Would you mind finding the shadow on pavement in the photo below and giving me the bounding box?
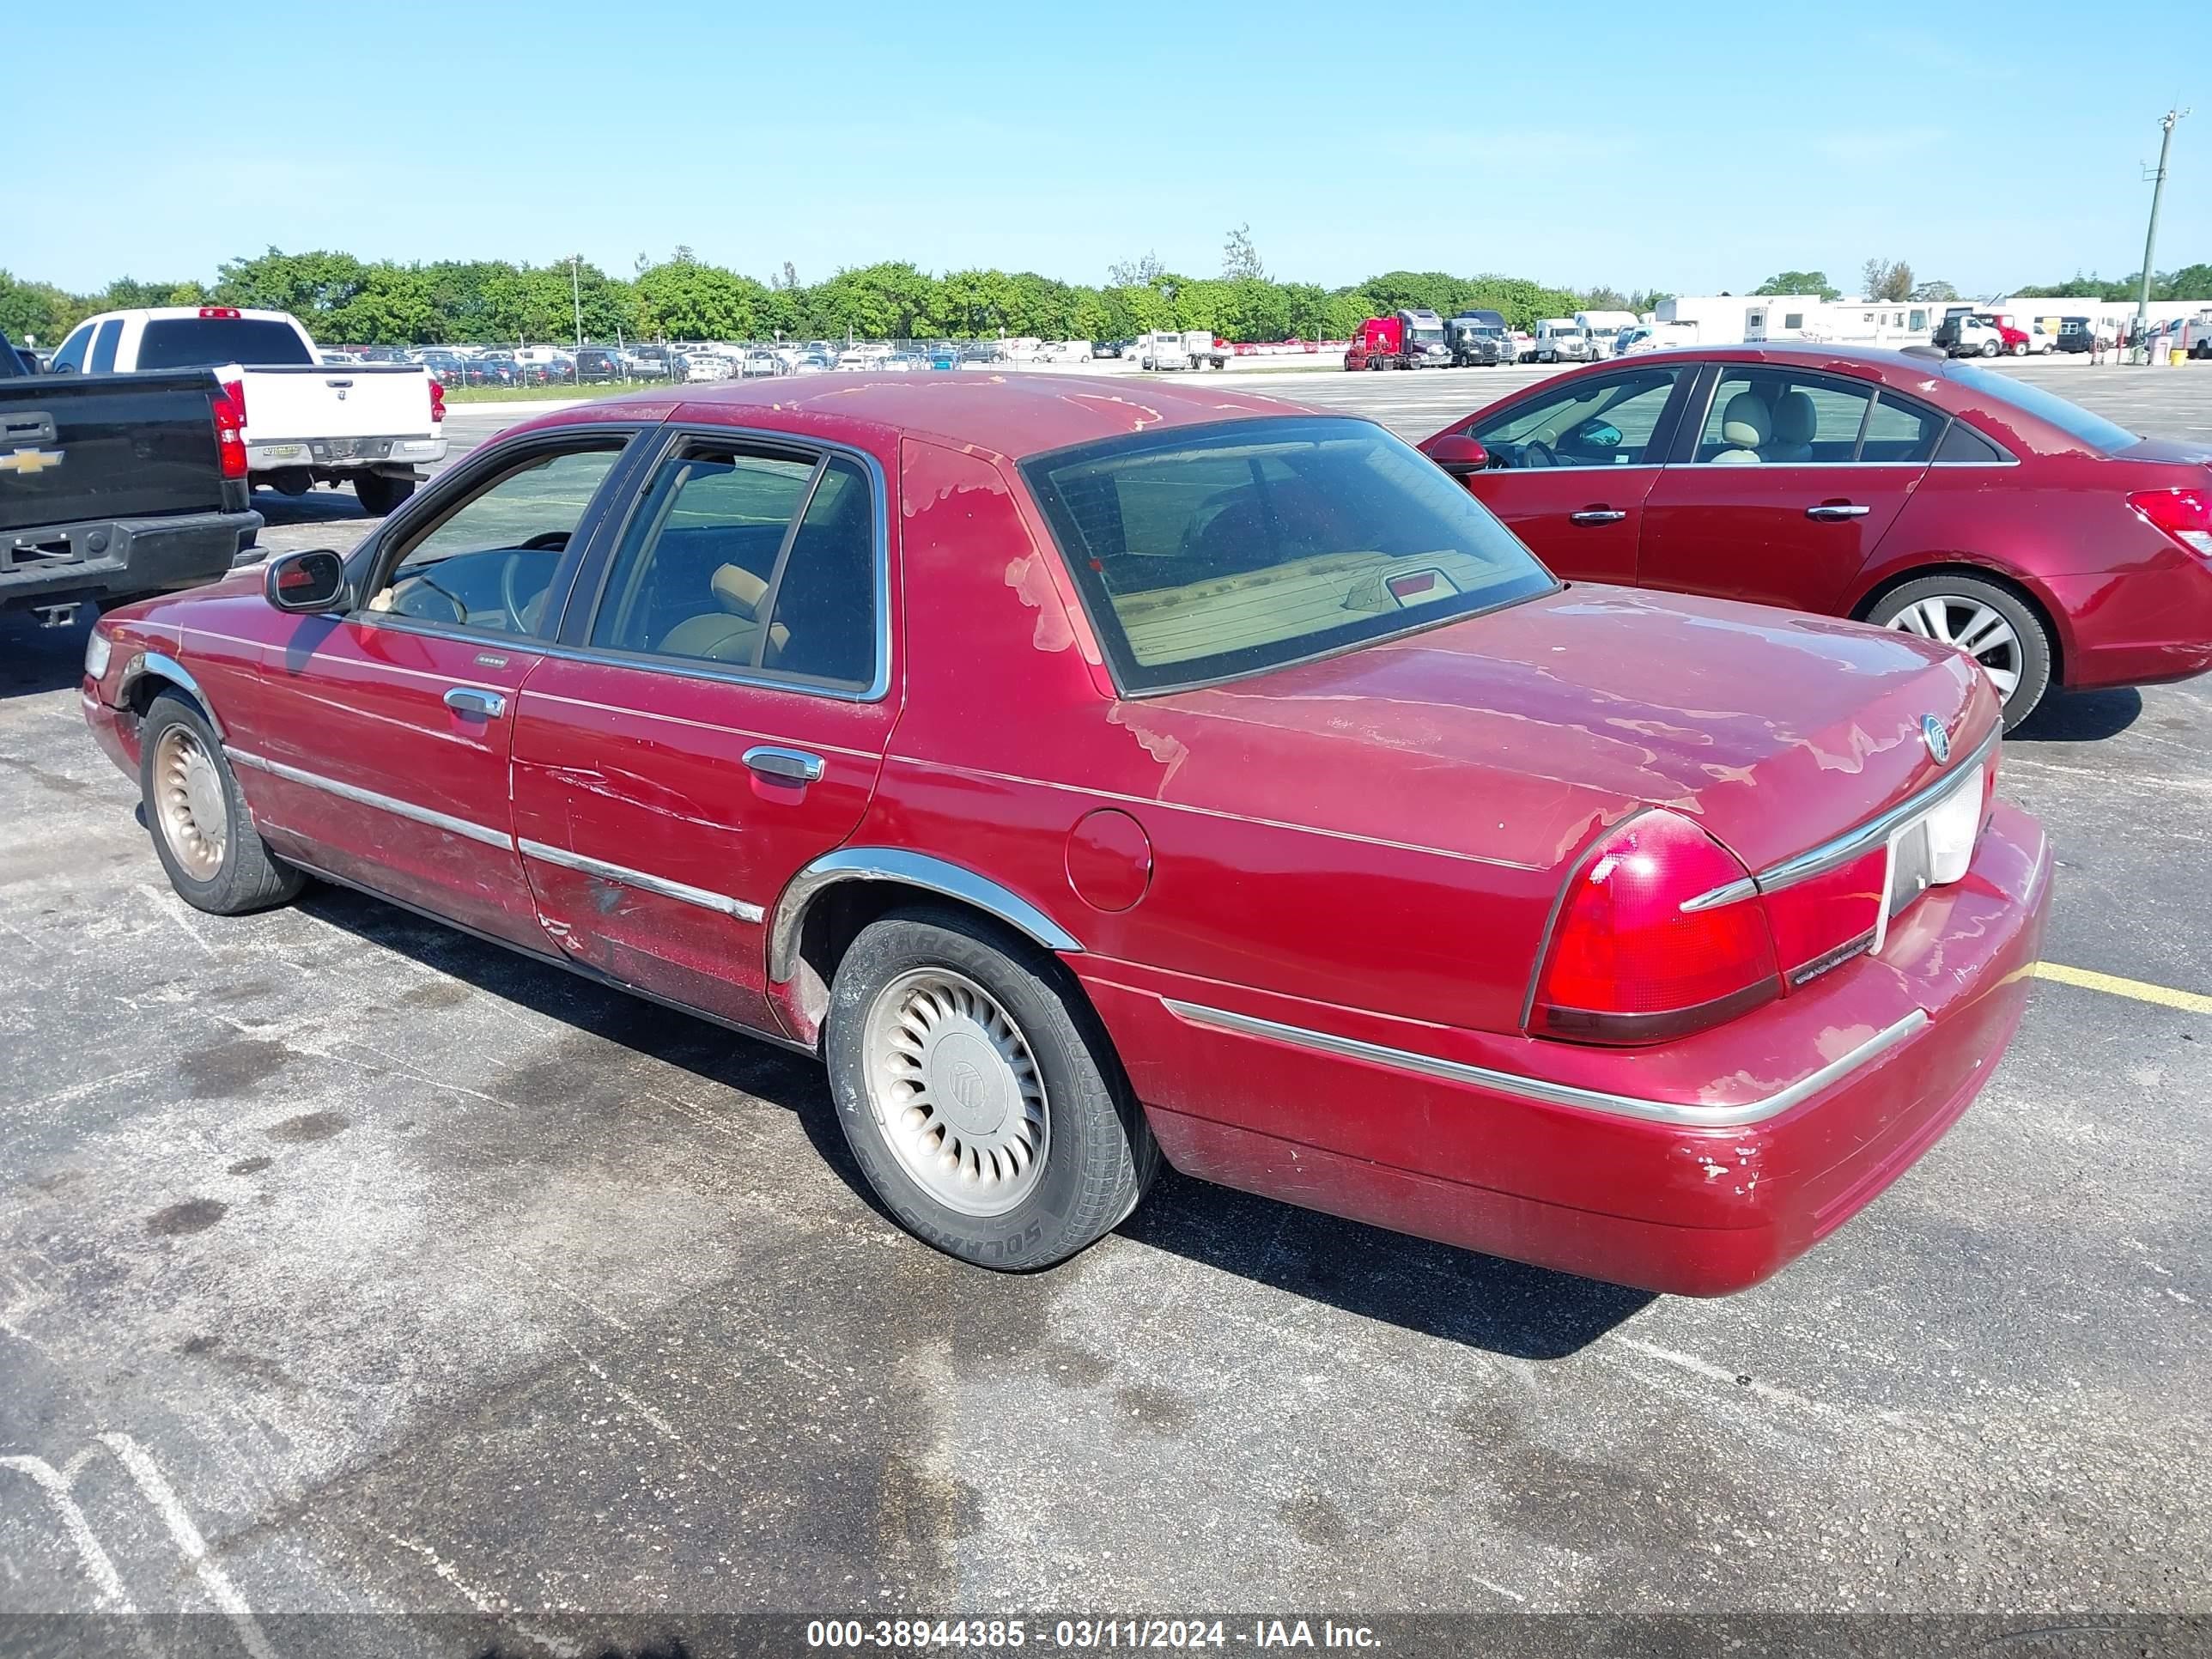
[0,606,95,701]
[251,484,373,535]
[2011,686,2142,743]
[296,882,1653,1361]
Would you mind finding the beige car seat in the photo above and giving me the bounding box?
[1765,390,1817,462]
[655,562,789,662]
[1710,392,1771,464]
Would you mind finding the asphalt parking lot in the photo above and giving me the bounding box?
[2,361,2207,1641]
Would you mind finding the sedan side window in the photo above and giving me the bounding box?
[1471,368,1685,468]
[1859,392,1949,463]
[587,447,879,690]
[368,443,626,634]
[1692,368,1877,465]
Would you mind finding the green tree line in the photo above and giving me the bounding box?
[0,247,1669,349]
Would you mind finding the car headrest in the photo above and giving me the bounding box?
[1772,390,1818,446]
[1719,392,1772,448]
[711,562,770,618]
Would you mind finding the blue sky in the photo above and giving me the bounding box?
[13,1,2204,297]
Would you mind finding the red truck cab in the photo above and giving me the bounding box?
[1343,316,1404,370]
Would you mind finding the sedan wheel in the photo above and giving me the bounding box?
[1889,597,2021,697]
[825,908,1158,1269]
[864,967,1048,1216]
[138,690,306,914]
[1871,574,2053,730]
[153,724,228,881]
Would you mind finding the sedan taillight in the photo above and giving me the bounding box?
[2127,487,2212,557]
[1530,810,1781,1044]
[1534,758,1999,1046]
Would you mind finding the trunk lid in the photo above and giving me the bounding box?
[1139,584,1999,876]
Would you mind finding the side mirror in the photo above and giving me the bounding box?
[264,549,348,613]
[1425,433,1492,476]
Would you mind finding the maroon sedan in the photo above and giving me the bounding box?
[1421,345,2212,727]
[81,377,2050,1295]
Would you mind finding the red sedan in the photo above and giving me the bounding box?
[1420,345,2212,728]
[81,376,2050,1295]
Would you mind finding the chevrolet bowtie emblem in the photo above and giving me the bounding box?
[0,447,64,475]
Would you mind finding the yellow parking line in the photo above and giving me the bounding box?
[2035,961,2212,1015]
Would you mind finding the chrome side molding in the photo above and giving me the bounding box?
[224,748,511,849]
[1160,998,1929,1128]
[770,848,1082,984]
[517,838,764,923]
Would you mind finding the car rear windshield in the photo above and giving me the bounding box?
[1021,417,1558,694]
[1945,363,2136,453]
[137,318,313,369]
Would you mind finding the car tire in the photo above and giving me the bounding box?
[2009,341,2027,356]
[824,906,1159,1272]
[1980,339,2001,357]
[139,690,306,915]
[1869,574,2053,731]
[354,474,416,516]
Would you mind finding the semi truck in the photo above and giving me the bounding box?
[1342,308,1452,370]
[1445,310,1514,367]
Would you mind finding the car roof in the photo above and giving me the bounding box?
[533,373,1323,459]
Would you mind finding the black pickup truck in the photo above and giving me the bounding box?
[2,337,260,625]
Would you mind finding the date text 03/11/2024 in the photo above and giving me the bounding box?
[803,1619,1382,1649]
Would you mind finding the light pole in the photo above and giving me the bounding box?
[569,254,586,350]
[2133,108,2187,361]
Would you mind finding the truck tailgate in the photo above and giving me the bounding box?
[240,363,434,442]
[1,370,232,534]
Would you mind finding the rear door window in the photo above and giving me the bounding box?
[586,444,880,690]
[1857,392,1948,463]
[88,319,125,374]
[1691,368,1876,464]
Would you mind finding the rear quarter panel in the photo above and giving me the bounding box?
[869,437,1562,1039]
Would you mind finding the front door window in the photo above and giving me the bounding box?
[369,444,626,635]
[1471,368,1689,469]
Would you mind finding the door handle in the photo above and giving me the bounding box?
[744,744,824,783]
[1806,503,1872,520]
[442,687,507,719]
[1568,508,1627,525]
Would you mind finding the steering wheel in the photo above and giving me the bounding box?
[494,533,569,630]
[1521,439,1559,469]
[392,571,466,625]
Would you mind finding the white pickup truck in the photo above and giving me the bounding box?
[45,307,447,514]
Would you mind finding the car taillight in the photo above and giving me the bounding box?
[428,375,445,423]
[2127,487,2212,557]
[198,307,242,319]
[1530,810,1781,1044]
[214,380,248,481]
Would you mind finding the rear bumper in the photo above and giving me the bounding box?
[246,434,447,474]
[2,509,261,610]
[2045,559,2212,690]
[1079,799,2051,1297]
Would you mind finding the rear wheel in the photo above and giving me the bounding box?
[139,691,305,915]
[824,908,1158,1271]
[353,473,416,516]
[1869,574,2052,730]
